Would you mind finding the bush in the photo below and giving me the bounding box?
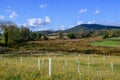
[67,33,76,39]
[0,47,11,54]
[83,49,103,54]
[43,35,48,40]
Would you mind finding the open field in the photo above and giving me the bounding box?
[0,54,120,80]
[1,37,120,56]
[17,37,120,56]
[90,37,120,48]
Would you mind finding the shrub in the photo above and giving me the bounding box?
[83,49,103,54]
[67,33,76,39]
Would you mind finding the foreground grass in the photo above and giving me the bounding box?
[0,54,120,80]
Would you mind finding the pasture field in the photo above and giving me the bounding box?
[90,37,120,48]
[0,54,120,80]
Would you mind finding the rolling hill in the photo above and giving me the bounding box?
[38,24,120,35]
[64,24,120,33]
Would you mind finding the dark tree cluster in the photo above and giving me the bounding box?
[103,30,120,39]
[0,21,42,47]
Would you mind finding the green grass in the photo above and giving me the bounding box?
[90,37,120,48]
[0,54,120,80]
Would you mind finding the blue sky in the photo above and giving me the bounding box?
[0,0,120,31]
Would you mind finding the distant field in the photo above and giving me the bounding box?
[0,54,120,80]
[90,37,120,48]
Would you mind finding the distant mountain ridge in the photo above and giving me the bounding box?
[64,24,120,33]
[37,24,120,35]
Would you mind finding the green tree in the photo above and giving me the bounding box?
[19,26,31,41]
[67,33,76,39]
[36,33,42,40]
[103,30,109,39]
[29,32,36,40]
[58,31,64,39]
[2,27,8,44]
[112,30,120,37]
[43,35,48,40]
[7,24,19,43]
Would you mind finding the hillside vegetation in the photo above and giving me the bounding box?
[17,36,120,56]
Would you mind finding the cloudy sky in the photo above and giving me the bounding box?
[0,0,120,31]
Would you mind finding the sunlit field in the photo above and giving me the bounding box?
[0,54,120,80]
[90,37,120,48]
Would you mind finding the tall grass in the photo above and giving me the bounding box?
[0,54,120,80]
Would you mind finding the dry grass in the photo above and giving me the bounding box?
[19,36,120,56]
[0,54,120,80]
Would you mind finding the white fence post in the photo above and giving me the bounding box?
[78,61,80,74]
[38,58,40,71]
[111,62,113,71]
[49,58,52,77]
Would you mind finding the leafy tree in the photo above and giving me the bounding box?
[43,35,48,40]
[19,26,31,41]
[58,31,64,39]
[112,30,120,37]
[81,30,91,38]
[67,33,76,39]
[2,27,8,44]
[7,24,19,43]
[29,32,37,40]
[36,33,42,40]
[103,30,109,39]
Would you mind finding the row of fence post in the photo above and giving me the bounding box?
[19,57,114,77]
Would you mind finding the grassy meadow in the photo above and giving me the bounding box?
[90,37,120,48]
[0,54,120,80]
[17,36,120,56]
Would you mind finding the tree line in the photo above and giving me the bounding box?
[66,29,120,39]
[0,21,42,47]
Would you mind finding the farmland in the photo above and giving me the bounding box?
[0,54,120,80]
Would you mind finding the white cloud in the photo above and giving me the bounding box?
[45,16,51,23]
[79,9,87,13]
[87,20,96,24]
[9,11,18,19]
[95,10,100,14]
[77,21,83,25]
[61,25,65,30]
[27,16,51,27]
[40,4,47,8]
[0,15,5,19]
